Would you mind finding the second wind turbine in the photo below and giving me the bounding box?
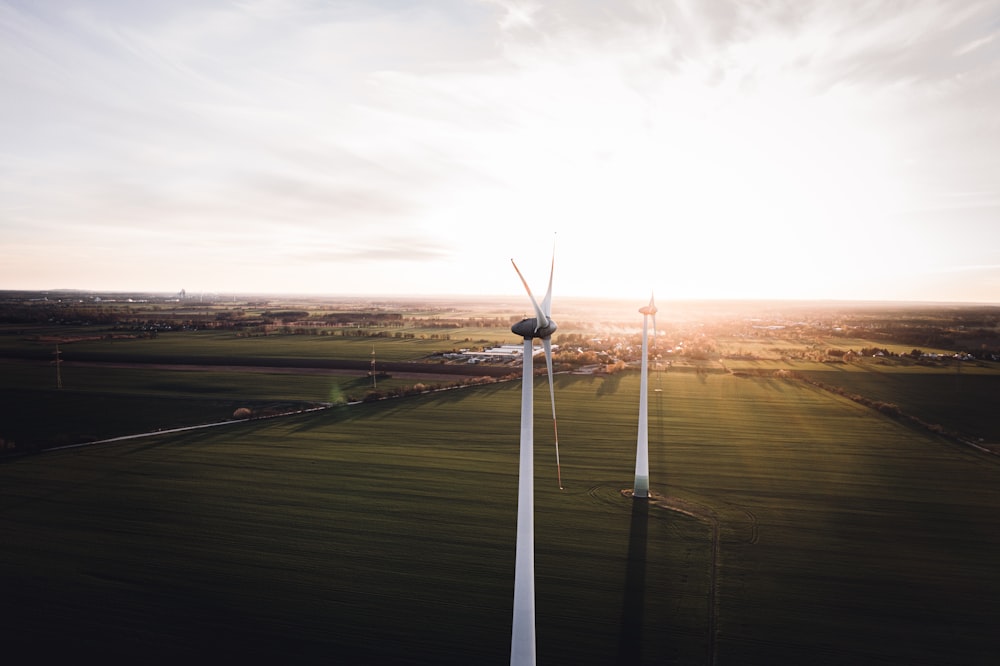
[633,293,657,500]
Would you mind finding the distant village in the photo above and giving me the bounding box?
[2,290,998,368]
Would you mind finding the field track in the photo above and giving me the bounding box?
[44,403,333,451]
[61,359,470,382]
[596,482,744,664]
[0,348,515,377]
[632,488,759,666]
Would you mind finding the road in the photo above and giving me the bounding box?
[44,404,333,452]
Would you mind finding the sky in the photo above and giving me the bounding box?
[2,0,999,304]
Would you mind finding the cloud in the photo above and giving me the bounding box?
[936,264,1000,274]
[1,0,998,300]
[291,236,453,264]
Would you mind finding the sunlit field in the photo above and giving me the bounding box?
[3,370,998,664]
[793,362,1000,444]
[0,327,508,363]
[0,357,422,447]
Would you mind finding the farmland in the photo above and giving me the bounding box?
[2,292,1000,663]
[3,371,999,663]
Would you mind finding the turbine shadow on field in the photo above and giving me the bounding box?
[596,372,625,396]
[617,498,649,663]
[552,372,596,389]
[286,407,352,433]
[732,374,791,393]
[287,372,596,430]
[426,379,513,402]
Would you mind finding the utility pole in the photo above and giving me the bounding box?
[370,344,377,389]
[54,344,63,389]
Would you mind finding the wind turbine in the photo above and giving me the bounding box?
[633,293,657,500]
[509,253,560,666]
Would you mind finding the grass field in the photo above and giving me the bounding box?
[0,357,396,448]
[793,360,1000,444]
[3,370,999,664]
[0,353,499,449]
[0,324,517,363]
[716,350,1000,446]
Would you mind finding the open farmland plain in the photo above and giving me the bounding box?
[0,356,416,448]
[792,362,999,447]
[3,369,1000,664]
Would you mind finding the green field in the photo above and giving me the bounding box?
[717,351,1000,446]
[0,323,518,363]
[794,361,1000,444]
[3,370,999,664]
[0,356,437,448]
[1,329,433,362]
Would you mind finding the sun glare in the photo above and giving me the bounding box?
[2,2,994,303]
[468,64,908,302]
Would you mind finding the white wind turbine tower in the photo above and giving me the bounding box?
[633,293,657,500]
[509,253,561,666]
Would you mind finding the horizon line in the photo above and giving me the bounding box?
[2,288,998,308]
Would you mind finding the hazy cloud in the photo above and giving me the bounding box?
[292,236,453,263]
[1,0,998,300]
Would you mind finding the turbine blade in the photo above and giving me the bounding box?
[541,251,554,318]
[512,259,548,329]
[543,337,563,490]
[650,292,657,351]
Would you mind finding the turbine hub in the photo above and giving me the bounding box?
[511,317,557,339]
[639,305,658,315]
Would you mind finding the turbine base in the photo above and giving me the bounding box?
[632,475,649,499]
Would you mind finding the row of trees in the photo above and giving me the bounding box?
[351,375,509,403]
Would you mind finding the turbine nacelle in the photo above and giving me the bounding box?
[639,293,657,317]
[511,317,558,340]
